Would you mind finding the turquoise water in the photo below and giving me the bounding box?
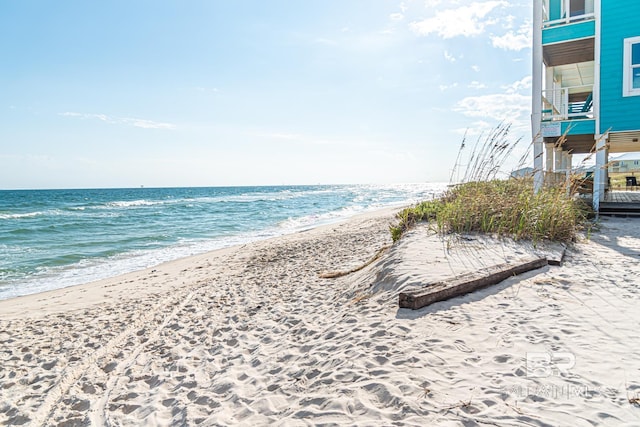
[0,184,445,300]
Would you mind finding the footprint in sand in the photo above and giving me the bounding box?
[493,354,512,364]
[453,340,473,353]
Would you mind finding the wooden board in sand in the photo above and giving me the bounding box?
[398,257,548,310]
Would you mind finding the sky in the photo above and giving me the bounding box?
[0,0,534,189]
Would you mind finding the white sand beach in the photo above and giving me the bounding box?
[1,208,639,426]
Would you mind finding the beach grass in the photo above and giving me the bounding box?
[391,123,593,243]
[390,178,592,243]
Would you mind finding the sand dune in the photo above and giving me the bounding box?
[1,209,639,426]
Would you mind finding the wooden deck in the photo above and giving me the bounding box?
[604,191,640,203]
[599,191,640,216]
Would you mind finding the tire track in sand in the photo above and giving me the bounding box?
[91,286,201,426]
[30,282,203,426]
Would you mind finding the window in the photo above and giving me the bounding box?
[570,0,585,17]
[623,36,640,97]
[634,44,640,89]
[569,0,593,18]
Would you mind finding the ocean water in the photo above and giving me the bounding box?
[0,184,445,300]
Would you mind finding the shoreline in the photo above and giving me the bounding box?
[1,211,639,425]
[0,206,402,319]
[1,183,447,303]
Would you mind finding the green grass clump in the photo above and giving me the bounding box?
[390,178,592,243]
[390,200,444,242]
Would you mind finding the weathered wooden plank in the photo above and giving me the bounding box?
[398,257,548,310]
[545,244,566,266]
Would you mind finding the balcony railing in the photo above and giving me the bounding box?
[542,85,594,121]
[543,0,595,28]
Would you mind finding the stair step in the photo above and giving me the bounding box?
[599,210,640,217]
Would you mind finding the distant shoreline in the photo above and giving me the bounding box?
[0,182,440,192]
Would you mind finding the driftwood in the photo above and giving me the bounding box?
[398,257,548,310]
[319,245,390,279]
[546,245,566,266]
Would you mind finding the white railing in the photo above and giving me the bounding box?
[542,85,593,121]
[544,12,595,27]
[543,0,595,27]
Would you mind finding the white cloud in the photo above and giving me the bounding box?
[501,14,516,29]
[471,65,480,72]
[455,92,530,122]
[126,118,175,130]
[502,75,532,94]
[390,12,404,22]
[468,81,487,89]
[400,2,408,13]
[424,0,443,6]
[60,112,176,130]
[439,82,459,91]
[196,86,220,93]
[454,76,532,135]
[454,76,531,138]
[491,23,532,51]
[444,50,456,62]
[409,1,507,39]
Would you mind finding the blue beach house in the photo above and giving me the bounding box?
[531,0,640,211]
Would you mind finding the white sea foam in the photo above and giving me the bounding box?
[0,211,42,219]
[105,200,160,208]
[0,229,282,300]
[0,209,66,220]
[0,183,448,300]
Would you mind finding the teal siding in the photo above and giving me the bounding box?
[600,2,640,133]
[562,119,595,136]
[543,20,595,45]
[548,0,563,21]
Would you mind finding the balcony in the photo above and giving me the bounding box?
[542,85,594,121]
[543,0,595,28]
[541,0,595,67]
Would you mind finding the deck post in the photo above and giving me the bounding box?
[545,143,554,172]
[563,152,572,193]
[561,151,571,172]
[532,0,544,192]
[593,133,607,212]
[554,146,563,172]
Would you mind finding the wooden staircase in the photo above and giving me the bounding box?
[599,191,640,217]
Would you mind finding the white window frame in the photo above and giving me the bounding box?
[623,36,640,97]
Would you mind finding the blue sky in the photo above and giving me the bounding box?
[1,0,533,189]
